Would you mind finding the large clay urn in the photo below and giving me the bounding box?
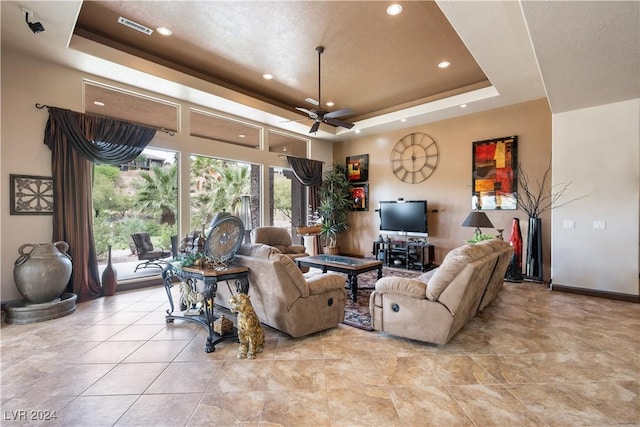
[14,241,72,304]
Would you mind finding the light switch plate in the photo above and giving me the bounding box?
[563,220,575,229]
[593,220,606,230]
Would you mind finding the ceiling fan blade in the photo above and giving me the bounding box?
[295,106,318,119]
[324,117,355,129]
[309,121,321,133]
[325,108,353,119]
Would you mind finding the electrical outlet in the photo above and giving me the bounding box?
[593,220,606,230]
[563,220,575,229]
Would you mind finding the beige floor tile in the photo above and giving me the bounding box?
[189,390,265,426]
[327,387,402,426]
[390,386,474,426]
[446,384,546,426]
[419,354,500,385]
[122,339,189,363]
[82,362,167,395]
[96,311,149,325]
[267,359,325,391]
[207,359,274,393]
[273,335,325,359]
[51,395,138,426]
[325,356,386,389]
[107,324,167,341]
[260,389,331,427]
[146,361,223,394]
[373,356,437,387]
[115,393,200,426]
[78,341,144,364]
[18,363,116,399]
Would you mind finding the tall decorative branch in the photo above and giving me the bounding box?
[516,161,586,218]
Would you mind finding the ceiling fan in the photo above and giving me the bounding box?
[295,46,355,134]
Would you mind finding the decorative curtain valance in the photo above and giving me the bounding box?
[44,107,156,164]
[286,156,323,187]
[42,106,157,302]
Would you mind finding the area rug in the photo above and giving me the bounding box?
[342,267,424,331]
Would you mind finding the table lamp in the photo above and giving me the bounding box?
[461,211,494,238]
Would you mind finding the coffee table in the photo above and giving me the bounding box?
[295,255,383,301]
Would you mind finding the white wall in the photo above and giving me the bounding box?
[551,99,640,296]
[0,49,332,303]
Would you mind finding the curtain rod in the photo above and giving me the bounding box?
[35,103,175,136]
[277,154,325,163]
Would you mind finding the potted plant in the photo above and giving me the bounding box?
[318,163,351,254]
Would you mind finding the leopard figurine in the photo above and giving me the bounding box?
[228,293,265,359]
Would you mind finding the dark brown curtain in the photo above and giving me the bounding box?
[286,156,323,213]
[43,107,156,301]
[286,156,323,251]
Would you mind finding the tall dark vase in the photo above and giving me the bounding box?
[101,245,118,296]
[525,217,544,282]
[505,218,523,282]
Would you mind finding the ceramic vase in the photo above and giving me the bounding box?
[14,241,73,304]
[505,218,523,282]
[101,245,118,296]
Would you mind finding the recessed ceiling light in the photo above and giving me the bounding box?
[93,101,105,107]
[387,4,403,16]
[262,73,274,80]
[355,129,361,134]
[156,27,172,36]
[400,118,407,122]
[326,101,335,107]
[282,147,288,152]
[438,61,451,69]
[460,104,467,108]
[238,134,246,138]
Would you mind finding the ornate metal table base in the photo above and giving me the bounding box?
[162,264,249,353]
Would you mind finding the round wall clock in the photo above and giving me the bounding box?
[390,132,439,183]
[205,214,245,262]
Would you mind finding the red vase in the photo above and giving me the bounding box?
[101,245,118,296]
[505,218,523,282]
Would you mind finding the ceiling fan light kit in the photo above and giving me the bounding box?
[295,46,355,133]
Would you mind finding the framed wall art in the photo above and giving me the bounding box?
[472,135,518,210]
[349,183,369,211]
[346,154,368,183]
[10,174,54,215]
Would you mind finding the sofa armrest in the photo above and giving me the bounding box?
[306,273,345,295]
[286,244,307,254]
[374,277,428,299]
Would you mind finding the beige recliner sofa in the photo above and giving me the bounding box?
[370,239,513,345]
[215,243,346,337]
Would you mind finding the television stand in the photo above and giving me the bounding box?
[372,240,435,271]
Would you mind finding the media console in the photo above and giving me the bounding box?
[372,240,435,272]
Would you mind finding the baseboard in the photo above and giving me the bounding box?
[551,283,640,303]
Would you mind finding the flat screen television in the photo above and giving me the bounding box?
[379,200,428,236]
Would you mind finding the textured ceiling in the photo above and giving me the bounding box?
[74,1,489,123]
[1,1,638,142]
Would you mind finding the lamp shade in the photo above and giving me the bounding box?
[461,211,494,229]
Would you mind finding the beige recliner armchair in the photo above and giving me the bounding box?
[370,239,513,345]
[214,243,346,337]
[250,227,309,262]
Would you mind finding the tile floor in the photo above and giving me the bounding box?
[1,281,638,426]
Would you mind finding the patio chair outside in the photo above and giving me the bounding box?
[131,232,171,272]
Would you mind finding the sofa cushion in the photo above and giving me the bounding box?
[426,239,501,300]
